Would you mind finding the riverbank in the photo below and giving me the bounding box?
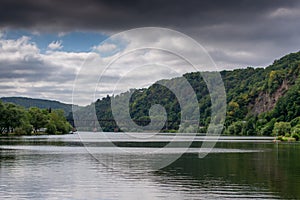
[0,131,75,137]
[275,135,297,142]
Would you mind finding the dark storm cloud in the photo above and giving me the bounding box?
[0,60,74,83]
[1,0,299,67]
[0,0,298,31]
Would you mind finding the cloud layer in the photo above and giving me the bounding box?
[0,29,214,105]
[0,35,87,103]
[0,0,299,104]
[0,0,299,65]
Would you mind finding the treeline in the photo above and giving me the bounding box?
[0,97,77,116]
[74,51,300,136]
[0,101,72,135]
[224,52,300,136]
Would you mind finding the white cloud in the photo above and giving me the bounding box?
[0,36,40,62]
[47,40,63,50]
[0,36,90,104]
[269,7,300,18]
[92,43,117,53]
[74,28,220,106]
[1,27,293,106]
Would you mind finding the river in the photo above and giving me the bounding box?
[0,132,299,199]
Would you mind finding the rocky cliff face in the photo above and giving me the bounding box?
[251,79,289,114]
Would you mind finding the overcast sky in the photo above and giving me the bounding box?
[0,0,300,105]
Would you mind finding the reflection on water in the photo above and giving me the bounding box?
[0,132,299,199]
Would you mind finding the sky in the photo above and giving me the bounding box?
[0,0,300,105]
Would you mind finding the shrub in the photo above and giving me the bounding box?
[292,133,300,141]
[14,127,26,135]
[272,122,291,136]
[21,123,33,135]
[285,133,291,137]
[288,137,296,142]
[45,123,57,135]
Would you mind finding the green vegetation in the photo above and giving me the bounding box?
[74,51,300,135]
[0,97,80,127]
[3,51,300,136]
[0,97,79,117]
[0,101,72,135]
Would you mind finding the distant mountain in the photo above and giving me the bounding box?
[74,51,300,135]
[0,97,79,116]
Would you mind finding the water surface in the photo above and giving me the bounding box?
[0,132,299,199]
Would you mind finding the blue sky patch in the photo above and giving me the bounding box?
[2,29,109,53]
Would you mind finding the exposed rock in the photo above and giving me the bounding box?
[251,80,288,114]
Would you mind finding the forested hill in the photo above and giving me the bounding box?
[0,97,77,116]
[73,51,300,136]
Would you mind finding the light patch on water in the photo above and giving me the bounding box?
[0,145,263,155]
[17,132,274,143]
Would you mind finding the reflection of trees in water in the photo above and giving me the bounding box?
[0,146,17,167]
[254,143,300,199]
[153,143,300,199]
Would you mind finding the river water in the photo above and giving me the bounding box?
[0,132,299,199]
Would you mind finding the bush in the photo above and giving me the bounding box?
[272,122,291,136]
[291,117,300,127]
[45,123,57,135]
[14,127,26,135]
[292,125,300,135]
[292,133,300,141]
[288,137,296,142]
[21,123,33,135]
[260,118,276,136]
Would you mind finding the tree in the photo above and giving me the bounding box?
[4,103,26,133]
[45,121,57,135]
[0,101,6,133]
[260,118,276,136]
[49,110,72,134]
[225,121,245,135]
[20,122,33,135]
[244,116,257,136]
[28,107,48,132]
[272,122,291,136]
[292,124,300,133]
[291,117,300,127]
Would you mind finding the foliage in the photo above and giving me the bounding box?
[260,118,276,136]
[292,124,300,133]
[0,97,80,127]
[0,100,72,135]
[45,122,57,135]
[276,135,296,142]
[48,110,72,134]
[272,122,291,136]
[224,121,246,135]
[0,102,27,134]
[291,133,300,141]
[28,107,48,132]
[0,97,76,116]
[73,51,300,135]
[291,117,300,127]
[276,135,282,141]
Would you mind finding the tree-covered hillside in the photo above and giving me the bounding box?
[0,97,78,117]
[75,51,300,136]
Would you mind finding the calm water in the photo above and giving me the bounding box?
[0,132,300,199]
